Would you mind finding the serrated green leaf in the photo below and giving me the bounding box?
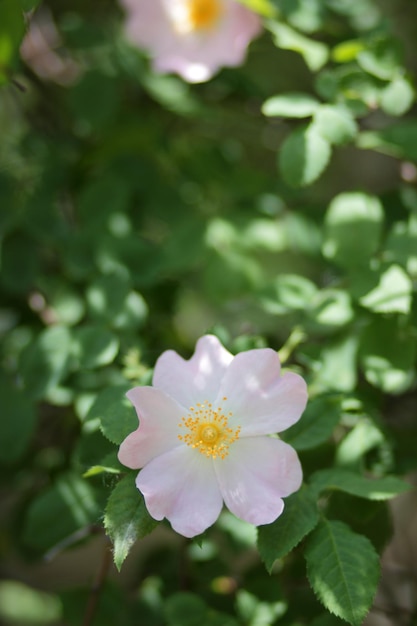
[267,21,329,71]
[86,384,137,445]
[305,520,380,626]
[279,124,331,187]
[309,469,411,500]
[257,486,319,571]
[283,396,341,451]
[323,192,384,268]
[104,474,158,570]
[262,92,319,118]
[313,105,358,145]
[359,264,412,314]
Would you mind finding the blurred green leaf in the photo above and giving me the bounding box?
[380,76,415,116]
[305,520,380,626]
[260,274,318,315]
[357,120,417,161]
[19,325,73,400]
[310,468,411,500]
[262,92,319,118]
[323,192,384,268]
[235,589,286,626]
[72,325,119,369]
[307,289,354,331]
[332,40,365,63]
[336,417,384,468]
[279,124,331,187]
[359,264,412,314]
[257,486,319,571]
[23,473,100,553]
[237,0,277,17]
[267,21,329,71]
[312,105,358,145]
[164,592,239,626]
[0,377,37,463]
[104,474,157,570]
[0,581,61,625]
[359,316,416,394]
[357,36,403,80]
[0,0,24,85]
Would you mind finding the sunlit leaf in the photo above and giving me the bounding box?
[262,92,319,118]
[279,123,331,187]
[305,520,380,626]
[104,474,158,570]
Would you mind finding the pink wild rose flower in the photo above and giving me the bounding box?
[119,0,262,83]
[118,335,308,538]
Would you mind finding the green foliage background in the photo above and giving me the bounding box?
[1,0,417,624]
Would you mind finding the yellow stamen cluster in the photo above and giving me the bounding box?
[188,0,223,30]
[169,0,224,34]
[178,398,240,459]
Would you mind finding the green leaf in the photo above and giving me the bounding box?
[380,76,415,116]
[357,37,403,80]
[19,326,73,400]
[72,325,120,369]
[267,21,329,71]
[236,0,277,17]
[323,192,384,268]
[262,93,320,118]
[307,289,354,330]
[331,40,365,63]
[309,335,359,393]
[279,124,331,187]
[305,520,380,626]
[235,589,286,626]
[359,264,412,314]
[257,486,319,571]
[86,384,137,445]
[335,418,384,468]
[104,474,158,570]
[357,121,417,162]
[283,395,341,451]
[309,469,411,500]
[86,274,148,330]
[0,0,25,85]
[23,473,100,553]
[260,274,318,315]
[359,316,416,394]
[312,105,358,145]
[0,377,37,463]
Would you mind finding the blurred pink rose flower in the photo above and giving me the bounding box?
[119,0,262,83]
[118,335,307,538]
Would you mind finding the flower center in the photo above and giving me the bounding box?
[178,398,240,459]
[165,0,224,34]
